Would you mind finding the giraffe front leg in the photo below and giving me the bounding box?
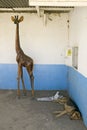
[17,77,21,98]
[21,80,27,96]
[17,64,22,98]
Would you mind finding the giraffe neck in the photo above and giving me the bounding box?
[15,23,21,54]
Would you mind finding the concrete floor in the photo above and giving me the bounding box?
[0,90,86,130]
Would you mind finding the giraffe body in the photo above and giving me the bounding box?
[11,15,34,98]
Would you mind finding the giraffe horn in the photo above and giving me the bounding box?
[11,16,15,22]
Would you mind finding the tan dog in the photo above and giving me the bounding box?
[54,97,81,120]
[54,97,68,104]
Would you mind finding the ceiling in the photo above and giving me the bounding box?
[0,0,29,8]
[0,0,74,13]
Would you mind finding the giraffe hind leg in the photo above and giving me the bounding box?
[30,73,34,97]
[21,68,27,96]
[26,68,34,97]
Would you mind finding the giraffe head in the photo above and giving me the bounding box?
[11,15,24,24]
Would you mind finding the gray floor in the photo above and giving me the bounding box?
[0,90,86,130]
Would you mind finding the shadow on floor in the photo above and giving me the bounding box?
[0,90,86,130]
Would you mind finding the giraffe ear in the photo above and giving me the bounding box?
[19,16,24,23]
[11,16,15,22]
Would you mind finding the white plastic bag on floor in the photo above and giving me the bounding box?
[37,91,63,101]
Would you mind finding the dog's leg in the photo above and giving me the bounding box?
[56,110,67,117]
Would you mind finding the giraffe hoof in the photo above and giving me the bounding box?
[18,96,20,99]
[31,96,36,100]
[23,90,27,96]
[32,90,34,97]
[23,93,27,96]
[17,91,21,99]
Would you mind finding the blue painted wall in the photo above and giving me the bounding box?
[68,67,87,127]
[0,63,87,127]
[0,64,68,90]
[34,64,68,90]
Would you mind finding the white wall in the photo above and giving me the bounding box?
[69,7,87,77]
[0,13,68,64]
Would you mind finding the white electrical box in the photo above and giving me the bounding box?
[72,46,78,69]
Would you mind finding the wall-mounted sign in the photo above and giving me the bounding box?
[67,49,72,56]
[29,0,87,6]
[65,46,72,57]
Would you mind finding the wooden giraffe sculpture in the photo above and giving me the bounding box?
[11,15,34,98]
